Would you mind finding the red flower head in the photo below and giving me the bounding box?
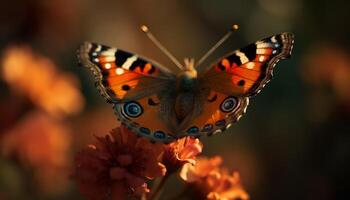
[180,156,249,200]
[73,125,166,200]
[162,136,203,173]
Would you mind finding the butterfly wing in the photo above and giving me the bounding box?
[181,90,250,138]
[78,42,175,103]
[186,33,294,136]
[201,32,294,96]
[78,32,294,142]
[79,42,180,143]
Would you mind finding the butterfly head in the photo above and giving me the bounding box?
[175,58,198,91]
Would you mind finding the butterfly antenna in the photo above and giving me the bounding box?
[140,25,184,70]
[196,24,239,68]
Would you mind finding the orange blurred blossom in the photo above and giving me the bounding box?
[0,111,72,194]
[1,46,84,118]
[302,43,350,102]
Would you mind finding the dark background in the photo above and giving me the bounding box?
[0,0,350,199]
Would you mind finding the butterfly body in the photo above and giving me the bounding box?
[173,59,199,121]
[78,32,294,143]
[176,70,198,92]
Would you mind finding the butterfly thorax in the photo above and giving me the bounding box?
[176,70,198,91]
[176,58,197,91]
[174,58,199,122]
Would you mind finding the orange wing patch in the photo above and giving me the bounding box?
[183,92,249,136]
[78,42,174,103]
[203,32,294,96]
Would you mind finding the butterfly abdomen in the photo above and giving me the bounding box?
[175,92,195,122]
[174,69,199,121]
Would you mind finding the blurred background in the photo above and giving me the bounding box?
[0,0,350,199]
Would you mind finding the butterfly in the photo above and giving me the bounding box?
[78,25,294,143]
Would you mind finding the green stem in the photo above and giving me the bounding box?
[149,174,169,200]
[168,188,188,200]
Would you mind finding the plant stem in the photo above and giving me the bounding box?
[168,187,188,200]
[149,174,169,200]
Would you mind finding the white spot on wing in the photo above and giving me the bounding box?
[257,49,268,54]
[246,62,255,69]
[226,123,232,129]
[236,51,249,64]
[115,68,125,75]
[105,63,111,69]
[259,56,265,62]
[271,36,277,43]
[256,43,273,48]
[95,45,102,52]
[101,49,117,56]
[122,55,138,69]
[104,57,116,62]
[213,129,222,135]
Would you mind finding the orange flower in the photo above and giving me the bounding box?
[73,125,166,200]
[180,156,222,182]
[162,136,203,173]
[206,171,249,200]
[1,46,84,118]
[0,111,72,194]
[180,156,249,200]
